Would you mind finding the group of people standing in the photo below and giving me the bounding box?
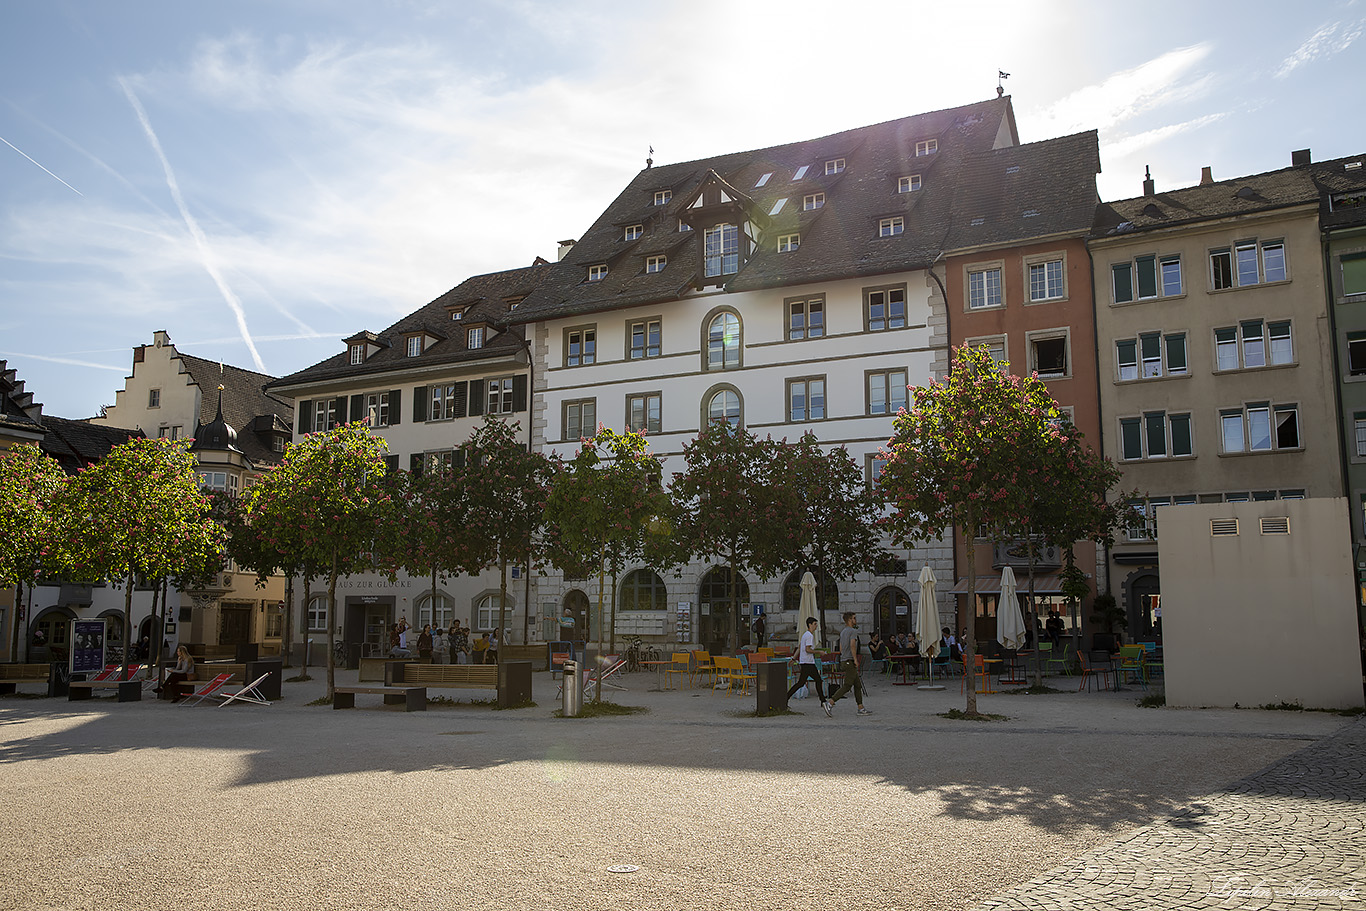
[389,617,500,664]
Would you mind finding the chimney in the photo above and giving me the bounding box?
[1142,165,1155,196]
[153,329,171,347]
[1292,148,1312,167]
[1200,166,1214,186]
[556,239,576,262]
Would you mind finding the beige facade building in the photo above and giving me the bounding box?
[1090,159,1356,638]
[92,331,294,654]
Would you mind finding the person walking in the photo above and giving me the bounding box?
[486,628,501,664]
[828,611,871,715]
[786,616,831,716]
[752,613,766,648]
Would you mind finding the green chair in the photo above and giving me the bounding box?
[1046,642,1074,676]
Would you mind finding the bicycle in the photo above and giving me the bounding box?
[624,637,662,673]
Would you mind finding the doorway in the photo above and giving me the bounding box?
[561,590,589,642]
[874,587,911,639]
[699,567,748,654]
[219,605,252,646]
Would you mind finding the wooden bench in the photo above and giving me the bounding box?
[387,662,497,691]
[0,663,50,694]
[333,685,426,712]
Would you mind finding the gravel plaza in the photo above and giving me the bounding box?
[0,667,1361,911]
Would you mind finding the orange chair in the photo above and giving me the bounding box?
[1077,652,1114,693]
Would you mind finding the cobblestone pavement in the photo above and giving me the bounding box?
[976,716,1366,911]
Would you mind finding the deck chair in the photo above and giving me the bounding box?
[89,664,121,682]
[582,654,628,700]
[178,673,233,706]
[216,673,272,707]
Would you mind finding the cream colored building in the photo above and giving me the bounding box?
[1090,160,1350,640]
[92,331,293,654]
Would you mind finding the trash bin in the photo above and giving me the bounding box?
[755,661,788,714]
[47,662,70,699]
[244,658,283,701]
[234,642,259,663]
[346,642,362,670]
[562,660,581,717]
[497,660,532,708]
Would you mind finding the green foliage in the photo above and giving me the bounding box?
[544,426,666,653]
[0,444,65,589]
[457,416,555,636]
[1138,692,1167,708]
[668,422,803,652]
[1090,593,1127,633]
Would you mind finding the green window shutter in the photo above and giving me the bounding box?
[512,374,528,412]
[332,396,347,428]
[412,386,427,423]
[1342,252,1366,295]
[453,449,467,470]
[1112,263,1133,303]
[409,453,424,476]
[350,394,364,424]
[1166,334,1187,373]
[1136,255,1158,298]
[1120,418,1142,460]
[297,400,313,434]
[468,380,485,416]
[451,383,467,418]
[388,389,401,425]
[1144,412,1166,456]
[1170,414,1192,456]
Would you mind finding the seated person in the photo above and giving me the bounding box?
[154,645,195,701]
[867,631,890,670]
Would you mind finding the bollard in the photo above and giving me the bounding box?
[562,660,582,717]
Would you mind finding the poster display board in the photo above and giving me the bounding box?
[70,619,106,675]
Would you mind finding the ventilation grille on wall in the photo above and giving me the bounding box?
[1211,518,1240,536]
[1260,516,1291,535]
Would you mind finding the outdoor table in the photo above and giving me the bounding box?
[887,653,920,685]
[979,657,1003,694]
[641,659,671,691]
[999,650,1029,686]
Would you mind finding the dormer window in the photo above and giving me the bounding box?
[803,193,825,211]
[468,327,485,349]
[793,165,809,180]
[406,336,423,357]
[898,175,922,193]
[704,224,739,278]
[825,158,845,175]
[654,189,672,206]
[915,139,938,156]
[588,263,609,282]
[879,216,904,237]
[778,234,799,253]
[624,224,643,241]
[450,307,466,321]
[350,344,365,365]
[646,255,667,274]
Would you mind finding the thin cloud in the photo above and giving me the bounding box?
[1103,112,1229,160]
[1031,44,1214,137]
[1275,18,1365,78]
[117,77,267,372]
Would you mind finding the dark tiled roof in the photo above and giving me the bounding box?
[270,261,556,390]
[510,97,1019,323]
[39,416,142,473]
[943,131,1100,252]
[1093,153,1366,237]
[177,354,293,466]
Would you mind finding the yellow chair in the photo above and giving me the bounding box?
[692,650,715,687]
[1118,645,1147,688]
[665,652,692,689]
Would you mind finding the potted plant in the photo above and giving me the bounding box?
[1090,592,1126,653]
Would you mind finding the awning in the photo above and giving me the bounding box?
[950,573,1063,595]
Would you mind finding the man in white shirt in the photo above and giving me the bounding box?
[785,616,831,717]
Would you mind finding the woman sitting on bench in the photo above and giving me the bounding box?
[154,646,195,702]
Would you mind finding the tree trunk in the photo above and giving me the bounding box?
[594,557,606,704]
[1027,531,1041,688]
[608,566,619,656]
[498,556,508,645]
[147,577,160,671]
[121,572,134,680]
[11,581,23,663]
[963,535,978,715]
[726,547,739,655]
[325,555,338,699]
[301,575,312,674]
[281,573,294,668]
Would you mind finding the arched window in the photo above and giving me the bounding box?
[307,595,328,631]
[781,568,840,615]
[475,594,514,632]
[874,586,911,637]
[619,569,668,612]
[417,593,453,630]
[705,310,741,370]
[706,387,742,428]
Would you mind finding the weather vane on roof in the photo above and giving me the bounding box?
[647,145,654,169]
[997,70,1010,97]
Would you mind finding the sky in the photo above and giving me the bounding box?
[3,0,1364,420]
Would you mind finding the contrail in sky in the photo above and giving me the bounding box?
[117,77,266,372]
[0,133,83,195]
[0,352,127,372]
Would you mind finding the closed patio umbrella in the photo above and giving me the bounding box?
[916,565,940,681]
[996,565,1027,650]
[797,571,818,645]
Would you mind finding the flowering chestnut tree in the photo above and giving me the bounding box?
[243,422,390,696]
[50,437,224,680]
[456,416,555,644]
[879,345,1065,715]
[669,422,803,654]
[0,444,66,660]
[544,427,666,656]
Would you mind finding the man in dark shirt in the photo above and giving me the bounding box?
[828,611,871,716]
